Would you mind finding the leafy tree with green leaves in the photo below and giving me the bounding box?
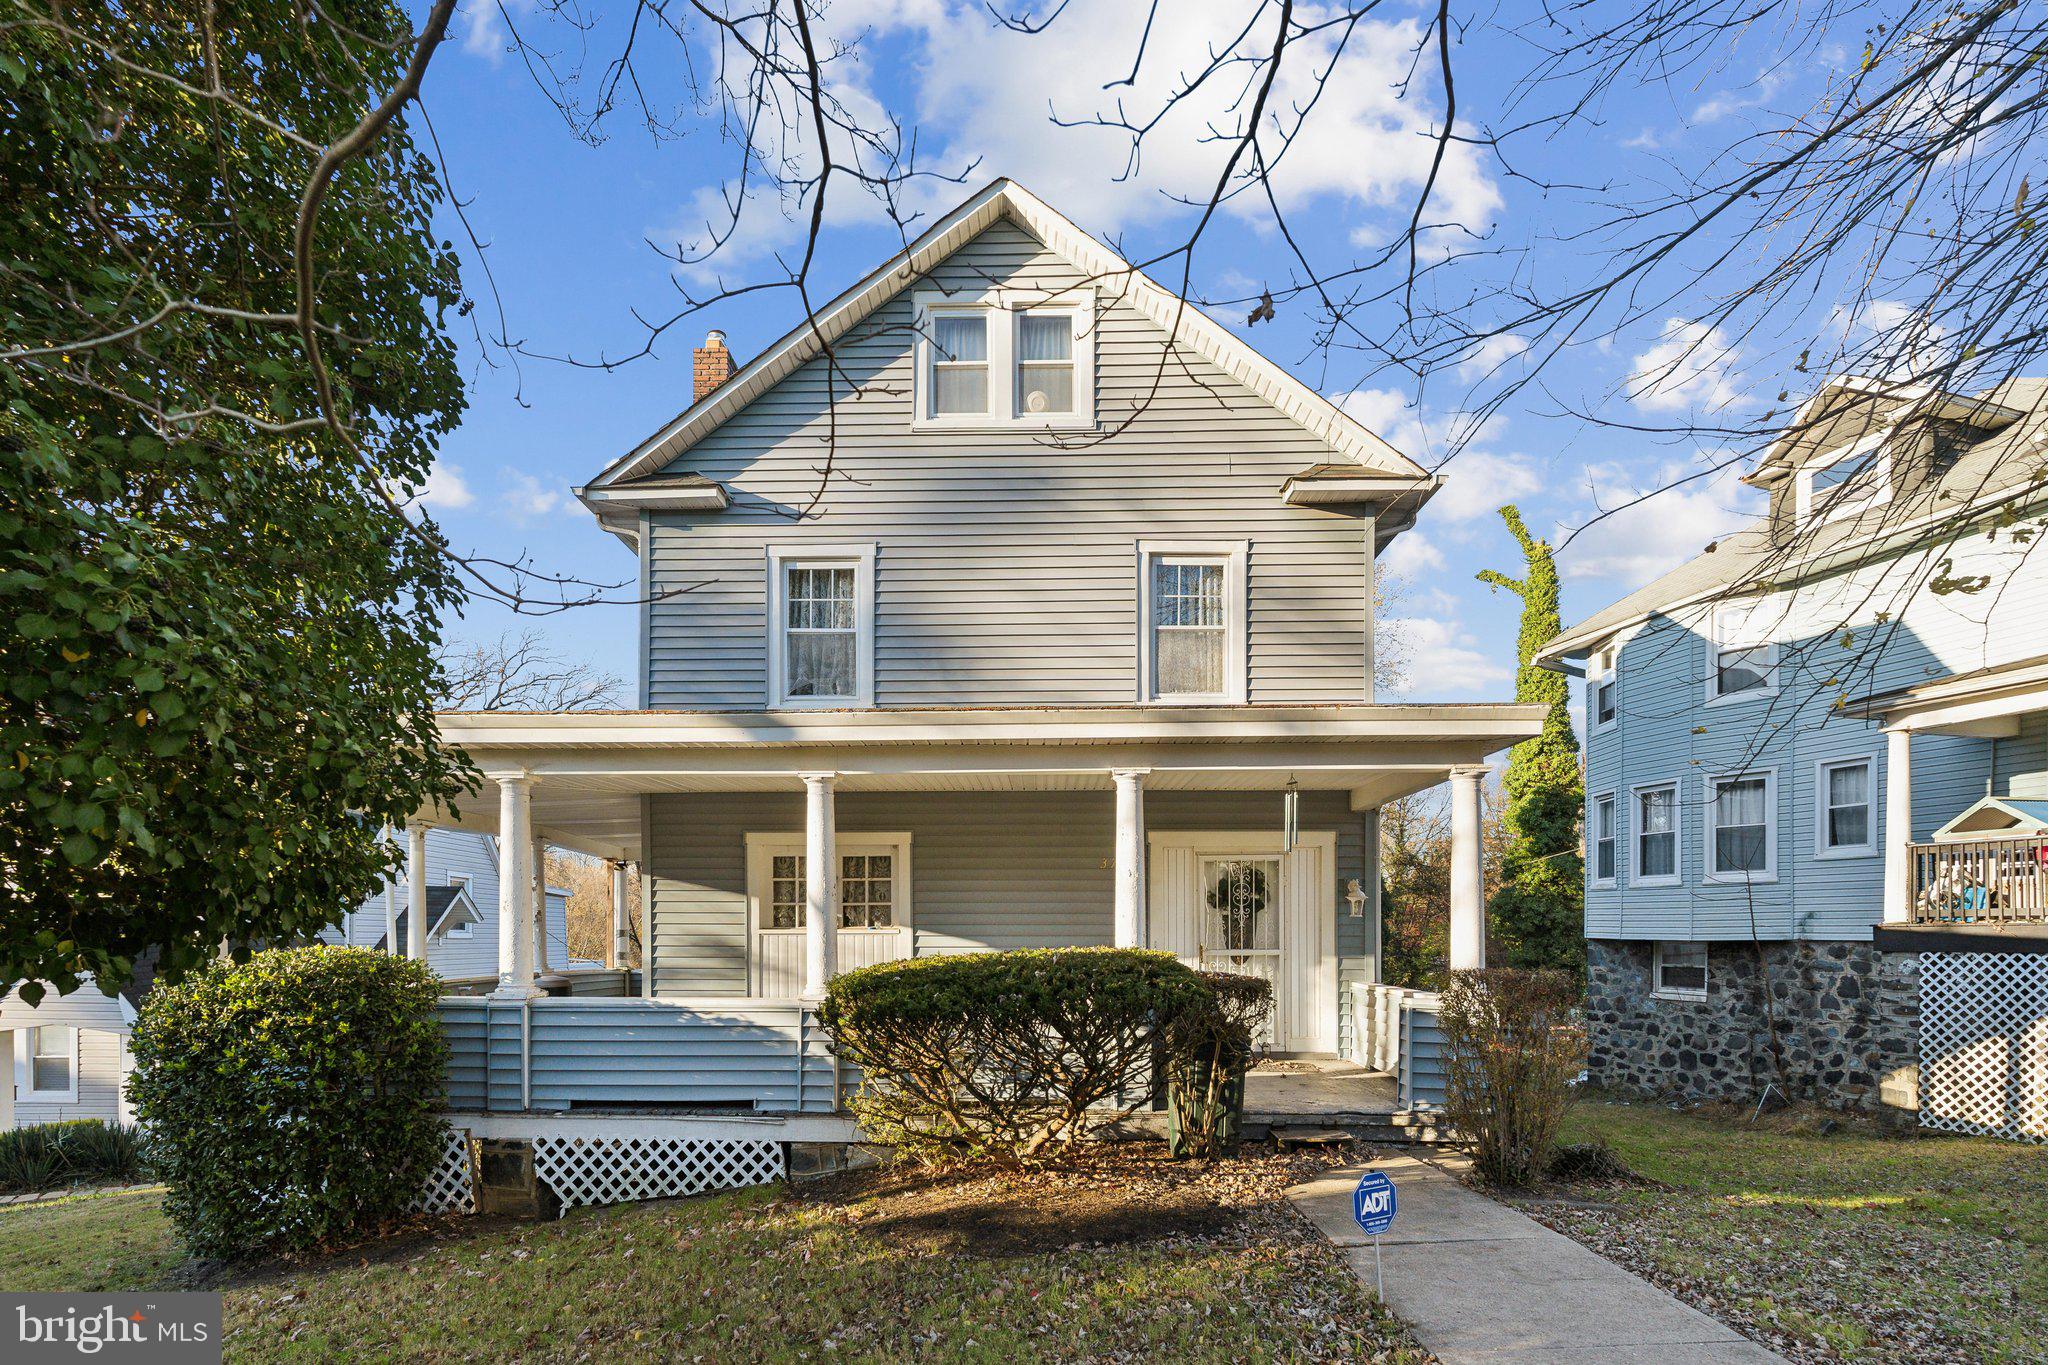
[1476,507,1585,973]
[0,2,474,1001]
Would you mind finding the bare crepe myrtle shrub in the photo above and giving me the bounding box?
[1438,968,1586,1187]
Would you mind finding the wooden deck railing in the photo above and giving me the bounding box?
[1911,836,2048,924]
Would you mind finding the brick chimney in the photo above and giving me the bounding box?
[693,330,735,401]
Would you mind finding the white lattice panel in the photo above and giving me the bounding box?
[1920,952,2048,1144]
[409,1128,477,1214]
[531,1136,784,1212]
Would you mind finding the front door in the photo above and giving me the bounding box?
[1148,832,1337,1053]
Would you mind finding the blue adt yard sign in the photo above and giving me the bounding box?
[1352,1171,1397,1235]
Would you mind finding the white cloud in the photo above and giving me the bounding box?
[1428,450,1544,523]
[1381,530,1445,579]
[1380,615,1511,696]
[416,461,474,511]
[500,471,563,523]
[1625,318,1748,414]
[1557,457,1759,587]
[457,0,534,63]
[1335,387,1539,522]
[1822,298,1956,380]
[1456,333,1530,382]
[1692,69,1787,125]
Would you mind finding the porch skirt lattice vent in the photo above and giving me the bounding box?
[1920,952,2048,1144]
[409,1129,478,1215]
[530,1135,785,1212]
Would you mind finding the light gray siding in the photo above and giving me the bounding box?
[326,828,581,979]
[644,219,1374,709]
[645,789,1371,1046]
[1585,521,2048,941]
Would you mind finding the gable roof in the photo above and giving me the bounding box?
[578,178,1432,503]
[372,884,482,952]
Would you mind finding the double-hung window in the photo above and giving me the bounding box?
[1589,647,1618,731]
[1633,782,1680,886]
[767,545,875,708]
[913,291,1095,428]
[1816,757,1876,857]
[1653,942,1709,1001]
[1591,793,1617,886]
[19,1025,77,1101]
[1708,601,1777,701]
[1706,771,1776,881]
[1138,542,1247,703]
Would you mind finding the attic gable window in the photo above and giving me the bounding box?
[1796,432,1892,525]
[913,290,1095,430]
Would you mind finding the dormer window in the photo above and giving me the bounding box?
[1796,433,1891,525]
[913,291,1095,429]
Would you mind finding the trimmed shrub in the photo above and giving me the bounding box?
[1163,971,1273,1159]
[0,1119,148,1190]
[818,947,1214,1164]
[129,946,448,1258]
[1438,968,1585,1187]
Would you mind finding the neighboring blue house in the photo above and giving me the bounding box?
[1540,375,2048,1141]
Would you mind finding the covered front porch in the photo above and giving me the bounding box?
[419,704,1538,1130]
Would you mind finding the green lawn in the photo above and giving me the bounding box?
[0,1155,1422,1363]
[1539,1101,2048,1363]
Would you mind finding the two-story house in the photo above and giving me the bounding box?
[409,180,1542,1204]
[1541,374,2048,1142]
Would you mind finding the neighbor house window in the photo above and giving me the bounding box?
[1706,772,1776,881]
[928,312,988,416]
[1015,312,1075,415]
[1797,433,1892,525]
[447,873,475,937]
[1592,793,1617,886]
[1139,542,1247,702]
[1708,602,1776,700]
[1652,942,1709,1001]
[767,545,875,707]
[1590,647,1618,730]
[21,1025,77,1100]
[1633,782,1680,885]
[1817,757,1876,857]
[914,291,1095,427]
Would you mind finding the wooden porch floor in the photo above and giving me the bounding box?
[1244,1059,1401,1120]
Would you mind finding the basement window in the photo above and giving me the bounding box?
[1652,942,1709,1001]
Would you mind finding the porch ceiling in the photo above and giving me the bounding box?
[415,703,1542,863]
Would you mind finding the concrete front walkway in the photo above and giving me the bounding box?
[1288,1156,1784,1364]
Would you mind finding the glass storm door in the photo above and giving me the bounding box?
[1198,856,1282,1045]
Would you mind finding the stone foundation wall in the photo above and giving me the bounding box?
[1584,939,1920,1117]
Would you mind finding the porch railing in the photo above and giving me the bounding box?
[437,997,839,1115]
[1351,982,1447,1109]
[1911,836,2048,925]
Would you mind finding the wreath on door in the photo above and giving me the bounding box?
[1206,863,1271,951]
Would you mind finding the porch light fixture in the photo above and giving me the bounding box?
[1282,778,1300,853]
[1346,879,1369,918]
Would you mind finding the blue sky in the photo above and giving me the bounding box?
[404,0,1862,701]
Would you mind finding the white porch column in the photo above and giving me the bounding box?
[1449,766,1487,971]
[610,861,632,968]
[532,833,551,973]
[406,824,430,961]
[802,773,839,999]
[491,775,542,1000]
[1884,728,1915,925]
[381,823,399,955]
[1112,769,1149,948]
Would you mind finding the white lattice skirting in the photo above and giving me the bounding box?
[531,1136,786,1212]
[1920,952,2048,1144]
[409,1129,478,1215]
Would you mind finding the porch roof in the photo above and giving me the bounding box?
[419,703,1543,861]
[1852,650,2048,736]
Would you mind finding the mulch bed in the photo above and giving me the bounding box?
[797,1140,1373,1257]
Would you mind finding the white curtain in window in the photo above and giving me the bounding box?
[1637,788,1676,877]
[1827,763,1871,846]
[1016,314,1074,413]
[931,314,988,414]
[1153,560,1225,695]
[1714,778,1768,871]
[785,566,856,697]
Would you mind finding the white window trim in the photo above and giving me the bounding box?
[1630,780,1682,888]
[1814,755,1879,860]
[743,833,914,995]
[16,1025,80,1104]
[1590,791,1618,889]
[910,288,1097,431]
[446,873,475,937]
[1588,647,1618,734]
[1651,941,1710,1002]
[1136,540,1249,704]
[1704,603,1778,705]
[1796,430,1893,526]
[766,543,877,709]
[1703,769,1778,884]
